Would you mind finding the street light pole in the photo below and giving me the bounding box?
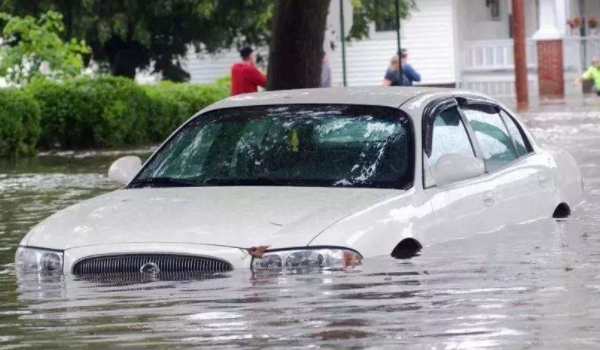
[395,0,403,83]
[339,0,348,87]
[512,0,529,110]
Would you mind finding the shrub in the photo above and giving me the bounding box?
[0,76,228,156]
[141,82,228,141]
[0,88,41,158]
[27,76,151,149]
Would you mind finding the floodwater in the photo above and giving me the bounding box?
[1,103,600,349]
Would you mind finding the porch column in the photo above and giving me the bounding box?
[533,0,567,100]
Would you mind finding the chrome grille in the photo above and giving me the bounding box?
[72,254,233,275]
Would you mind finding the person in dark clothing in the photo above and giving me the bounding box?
[230,47,267,96]
[399,48,421,86]
[383,55,404,86]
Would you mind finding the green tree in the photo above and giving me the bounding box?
[0,0,273,81]
[267,0,331,90]
[350,0,415,40]
[0,0,412,86]
[0,11,89,85]
[268,0,414,91]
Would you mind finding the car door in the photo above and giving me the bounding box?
[459,102,556,224]
[421,99,498,243]
[499,109,556,218]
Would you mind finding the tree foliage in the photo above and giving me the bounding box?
[350,0,415,39]
[0,11,89,85]
[0,0,273,81]
[0,0,412,82]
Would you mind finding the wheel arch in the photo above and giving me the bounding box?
[391,238,423,259]
[552,202,571,219]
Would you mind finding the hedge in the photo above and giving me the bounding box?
[141,82,229,142]
[0,76,229,157]
[0,88,41,158]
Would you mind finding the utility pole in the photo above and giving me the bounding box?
[512,0,529,110]
[580,0,587,70]
[339,0,348,87]
[395,0,403,83]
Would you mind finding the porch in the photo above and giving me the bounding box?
[456,0,600,98]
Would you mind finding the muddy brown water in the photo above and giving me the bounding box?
[1,104,600,349]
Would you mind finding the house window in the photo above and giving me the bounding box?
[374,0,398,32]
[375,16,397,32]
[375,16,396,32]
[486,0,501,20]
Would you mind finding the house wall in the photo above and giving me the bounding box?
[459,0,510,41]
[329,0,457,86]
[584,0,600,16]
[138,0,457,86]
[456,0,538,42]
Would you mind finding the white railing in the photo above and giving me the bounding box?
[578,37,600,68]
[563,37,583,71]
[562,36,600,71]
[462,40,537,71]
[460,37,600,98]
[462,37,600,72]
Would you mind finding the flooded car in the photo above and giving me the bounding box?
[14,87,584,278]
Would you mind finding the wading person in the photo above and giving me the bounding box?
[383,55,404,86]
[575,57,600,95]
[230,47,267,96]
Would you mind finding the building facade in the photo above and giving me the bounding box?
[139,0,600,99]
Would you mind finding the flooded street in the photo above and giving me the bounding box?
[1,104,600,349]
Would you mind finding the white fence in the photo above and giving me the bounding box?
[460,37,600,97]
[575,37,600,69]
[462,40,537,71]
[463,37,600,72]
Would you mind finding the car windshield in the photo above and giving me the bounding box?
[132,105,414,189]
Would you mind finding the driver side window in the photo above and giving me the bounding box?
[429,107,475,166]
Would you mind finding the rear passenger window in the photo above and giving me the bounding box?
[429,107,475,165]
[462,107,518,172]
[500,111,530,157]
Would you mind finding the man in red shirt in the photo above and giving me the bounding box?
[230,47,267,96]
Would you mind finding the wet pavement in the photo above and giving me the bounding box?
[1,102,600,349]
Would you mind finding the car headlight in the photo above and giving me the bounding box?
[251,247,362,271]
[15,247,64,274]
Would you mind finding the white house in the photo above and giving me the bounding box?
[141,0,600,99]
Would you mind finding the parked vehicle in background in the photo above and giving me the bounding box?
[15,87,584,279]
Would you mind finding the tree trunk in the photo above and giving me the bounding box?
[267,0,331,91]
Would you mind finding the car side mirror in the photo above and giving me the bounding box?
[431,153,485,186]
[108,156,142,185]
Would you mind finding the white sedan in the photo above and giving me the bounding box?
[15,87,584,277]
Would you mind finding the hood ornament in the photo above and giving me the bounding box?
[140,262,160,275]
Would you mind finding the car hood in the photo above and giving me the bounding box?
[25,186,400,251]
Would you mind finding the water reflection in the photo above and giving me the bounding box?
[1,105,600,348]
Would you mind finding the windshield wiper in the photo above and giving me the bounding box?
[199,178,290,186]
[128,177,200,188]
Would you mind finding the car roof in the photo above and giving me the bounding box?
[203,86,454,112]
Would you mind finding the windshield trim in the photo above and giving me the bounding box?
[130,104,415,191]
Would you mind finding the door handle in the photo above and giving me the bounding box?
[483,191,495,207]
[538,173,549,188]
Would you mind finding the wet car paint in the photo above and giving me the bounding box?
[0,102,599,348]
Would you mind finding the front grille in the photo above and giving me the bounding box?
[72,254,233,275]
